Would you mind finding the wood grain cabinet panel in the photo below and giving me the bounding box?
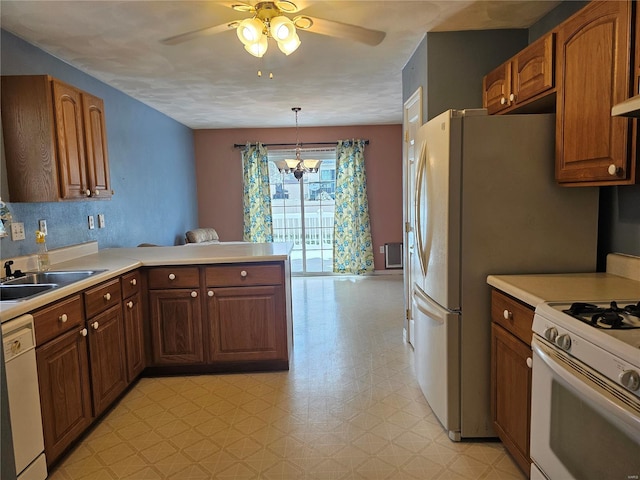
[123,292,145,382]
[0,74,113,201]
[36,326,92,467]
[483,62,512,114]
[555,0,635,185]
[33,294,84,346]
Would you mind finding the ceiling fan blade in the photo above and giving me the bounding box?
[304,17,385,46]
[161,22,233,45]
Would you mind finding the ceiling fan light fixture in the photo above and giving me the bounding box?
[277,33,300,55]
[237,17,264,45]
[244,35,268,57]
[270,16,296,42]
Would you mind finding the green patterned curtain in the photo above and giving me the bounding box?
[242,142,273,242]
[333,139,374,274]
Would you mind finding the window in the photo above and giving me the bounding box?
[269,148,336,274]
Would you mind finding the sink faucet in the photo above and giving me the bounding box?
[4,260,14,278]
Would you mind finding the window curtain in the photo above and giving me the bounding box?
[333,139,374,274]
[242,142,273,242]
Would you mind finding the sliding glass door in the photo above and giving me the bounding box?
[269,149,336,274]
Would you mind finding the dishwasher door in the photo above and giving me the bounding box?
[2,315,47,480]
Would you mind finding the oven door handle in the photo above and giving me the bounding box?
[532,338,640,442]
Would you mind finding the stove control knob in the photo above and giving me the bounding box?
[555,333,571,351]
[619,370,640,392]
[543,327,558,342]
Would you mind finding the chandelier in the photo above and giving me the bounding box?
[234,1,312,57]
[275,107,321,181]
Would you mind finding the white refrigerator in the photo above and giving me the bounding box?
[411,109,599,440]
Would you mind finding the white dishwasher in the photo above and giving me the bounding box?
[2,314,48,480]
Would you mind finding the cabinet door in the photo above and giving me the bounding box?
[149,289,204,364]
[491,323,532,475]
[483,62,511,114]
[36,327,92,466]
[123,293,145,382]
[82,92,112,199]
[207,286,286,363]
[556,0,634,184]
[513,33,554,104]
[52,79,88,199]
[87,305,128,416]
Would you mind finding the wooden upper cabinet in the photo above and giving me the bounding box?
[0,75,112,201]
[555,0,635,185]
[483,33,555,114]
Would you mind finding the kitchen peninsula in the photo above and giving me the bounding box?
[0,241,293,467]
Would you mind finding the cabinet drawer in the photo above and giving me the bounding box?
[121,270,140,299]
[205,263,282,287]
[84,278,121,318]
[148,267,200,289]
[33,295,84,346]
[491,289,534,346]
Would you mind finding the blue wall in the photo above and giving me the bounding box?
[0,30,199,258]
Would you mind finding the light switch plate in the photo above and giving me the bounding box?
[97,214,105,228]
[11,222,25,241]
[38,219,48,235]
[88,216,95,230]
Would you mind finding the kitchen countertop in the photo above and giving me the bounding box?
[487,272,640,308]
[1,242,293,322]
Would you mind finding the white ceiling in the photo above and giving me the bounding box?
[0,1,560,129]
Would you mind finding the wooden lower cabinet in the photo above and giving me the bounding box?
[87,304,128,416]
[207,285,286,363]
[149,289,204,364]
[36,326,92,467]
[123,292,145,381]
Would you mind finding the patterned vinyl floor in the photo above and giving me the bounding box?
[48,275,525,480]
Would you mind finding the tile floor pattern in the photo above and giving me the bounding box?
[49,275,526,480]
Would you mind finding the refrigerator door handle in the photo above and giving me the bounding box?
[415,139,432,278]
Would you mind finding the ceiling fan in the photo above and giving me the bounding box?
[161,1,386,56]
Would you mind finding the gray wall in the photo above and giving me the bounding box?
[402,29,528,120]
[0,30,199,258]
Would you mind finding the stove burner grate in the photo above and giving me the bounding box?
[562,301,640,330]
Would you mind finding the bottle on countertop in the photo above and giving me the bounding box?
[36,230,50,272]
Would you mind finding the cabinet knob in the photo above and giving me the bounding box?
[500,97,507,105]
[81,328,88,337]
[191,291,198,298]
[240,270,248,278]
[94,189,100,196]
[127,301,134,309]
[92,321,99,330]
[509,93,515,102]
[85,189,91,197]
[130,278,137,286]
[208,290,214,297]
[503,309,512,320]
[104,292,111,301]
[526,357,532,369]
[59,313,68,323]
[608,164,622,176]
[168,273,176,280]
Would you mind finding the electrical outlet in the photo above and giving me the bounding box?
[38,219,48,235]
[88,215,95,230]
[11,222,25,241]
[97,214,105,228]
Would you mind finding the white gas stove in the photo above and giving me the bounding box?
[530,299,640,480]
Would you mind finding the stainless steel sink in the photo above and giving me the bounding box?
[0,284,58,301]
[3,270,106,286]
[0,269,106,301]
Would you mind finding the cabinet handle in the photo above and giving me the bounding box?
[500,97,507,105]
[503,309,512,320]
[168,273,176,280]
[127,301,134,309]
[608,164,622,176]
[526,357,532,369]
[509,93,515,102]
[92,321,99,330]
[130,278,137,286]
[208,290,214,297]
[104,292,111,301]
[240,270,248,278]
[81,328,88,337]
[191,291,198,298]
[59,313,68,323]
